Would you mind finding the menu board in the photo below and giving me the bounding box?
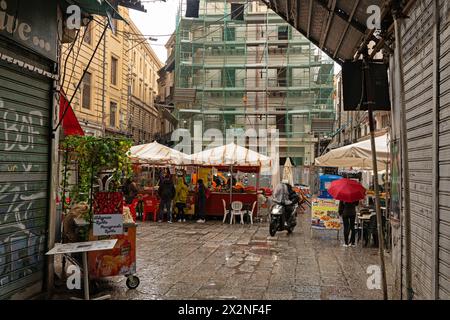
[311,198,341,230]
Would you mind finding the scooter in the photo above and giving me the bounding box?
[269,200,298,236]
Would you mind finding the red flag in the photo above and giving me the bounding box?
[59,91,84,136]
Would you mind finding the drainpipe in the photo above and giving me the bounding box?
[102,18,107,137]
[392,2,413,300]
[431,0,440,299]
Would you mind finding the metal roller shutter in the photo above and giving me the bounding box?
[439,0,450,300]
[401,0,435,299]
[0,59,51,299]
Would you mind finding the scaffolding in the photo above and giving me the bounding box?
[174,0,335,166]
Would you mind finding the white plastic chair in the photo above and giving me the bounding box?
[222,199,230,223]
[247,201,256,225]
[230,201,244,225]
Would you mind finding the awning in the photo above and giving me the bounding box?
[65,0,142,21]
[259,0,402,64]
[130,141,191,165]
[188,143,272,168]
[315,134,389,169]
[59,92,84,136]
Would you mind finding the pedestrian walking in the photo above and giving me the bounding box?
[196,179,207,223]
[158,172,176,223]
[175,177,189,222]
[339,200,359,247]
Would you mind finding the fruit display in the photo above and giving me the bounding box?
[94,192,123,215]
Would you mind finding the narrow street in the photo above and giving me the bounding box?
[55,212,393,300]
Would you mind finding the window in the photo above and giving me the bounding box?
[111,56,118,86]
[81,72,91,109]
[222,68,236,87]
[277,67,287,87]
[278,26,289,40]
[120,111,125,130]
[223,27,236,41]
[83,24,92,45]
[110,102,117,127]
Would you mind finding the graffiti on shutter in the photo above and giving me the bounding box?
[0,60,50,299]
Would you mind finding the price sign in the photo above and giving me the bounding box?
[93,214,123,236]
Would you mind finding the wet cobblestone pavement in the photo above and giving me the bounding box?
[53,212,394,300]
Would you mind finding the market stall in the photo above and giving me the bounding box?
[188,143,272,218]
[129,141,191,221]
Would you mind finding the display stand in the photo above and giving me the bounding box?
[46,239,117,300]
[310,198,341,241]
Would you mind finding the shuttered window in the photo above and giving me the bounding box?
[111,56,118,86]
[82,72,91,109]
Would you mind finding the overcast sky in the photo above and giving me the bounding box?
[129,1,340,73]
[129,0,180,64]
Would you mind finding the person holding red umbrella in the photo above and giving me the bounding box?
[328,178,366,247]
[338,200,359,247]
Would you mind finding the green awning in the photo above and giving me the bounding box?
[66,0,126,21]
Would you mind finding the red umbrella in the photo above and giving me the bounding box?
[328,178,366,202]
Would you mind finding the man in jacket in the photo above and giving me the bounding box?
[158,173,176,223]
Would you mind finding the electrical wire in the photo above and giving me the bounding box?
[60,28,81,95]
[62,19,93,93]
[54,24,110,132]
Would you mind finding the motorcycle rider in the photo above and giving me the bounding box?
[272,179,299,227]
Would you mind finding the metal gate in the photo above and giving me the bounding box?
[0,59,52,299]
[401,0,435,299]
[438,0,450,300]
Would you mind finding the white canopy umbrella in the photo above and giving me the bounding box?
[315,134,389,169]
[188,142,272,168]
[282,158,294,185]
[130,141,191,165]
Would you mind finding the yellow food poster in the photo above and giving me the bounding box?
[198,167,211,185]
[311,198,341,230]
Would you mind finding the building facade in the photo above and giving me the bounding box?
[60,7,163,143]
[156,33,177,145]
[173,0,335,171]
[128,20,163,144]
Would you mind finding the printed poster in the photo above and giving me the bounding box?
[311,198,341,230]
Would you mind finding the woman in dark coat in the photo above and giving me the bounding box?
[339,200,359,247]
[196,179,207,223]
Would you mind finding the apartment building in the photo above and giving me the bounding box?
[61,7,163,143]
[128,20,164,144]
[173,0,335,169]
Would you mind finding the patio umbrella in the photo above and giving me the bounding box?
[328,178,366,202]
[282,158,294,185]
